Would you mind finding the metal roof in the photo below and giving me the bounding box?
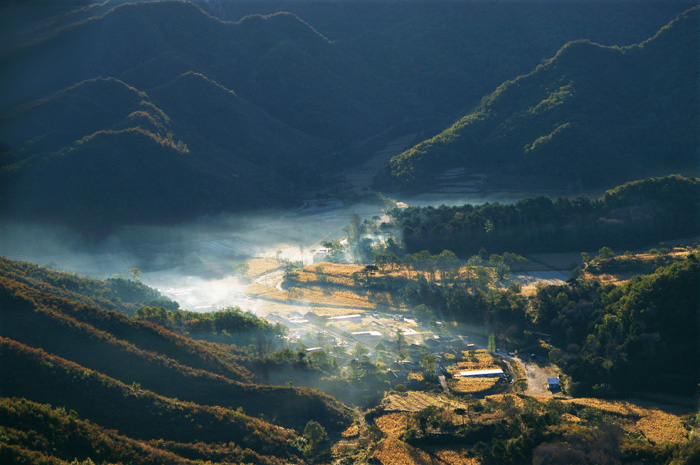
[456,369,504,377]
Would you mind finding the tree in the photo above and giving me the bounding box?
[395,329,406,354]
[414,405,442,434]
[487,334,496,353]
[421,354,437,373]
[597,246,615,259]
[128,267,141,282]
[303,420,328,461]
[353,343,369,358]
[454,407,467,425]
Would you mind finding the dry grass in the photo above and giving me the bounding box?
[635,409,687,443]
[245,282,289,300]
[375,413,411,437]
[561,412,583,423]
[433,449,480,465]
[374,413,481,464]
[450,377,500,395]
[245,258,284,277]
[383,392,463,413]
[373,436,433,465]
[446,349,502,395]
[246,277,397,310]
[340,423,360,438]
[565,398,647,418]
[287,286,384,308]
[539,397,689,444]
[485,394,526,409]
[454,350,497,370]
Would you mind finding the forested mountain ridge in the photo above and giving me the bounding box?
[393,175,700,257]
[385,6,700,192]
[1,1,696,234]
[0,257,353,440]
[534,252,700,397]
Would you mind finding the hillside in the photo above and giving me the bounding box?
[0,1,379,233]
[0,397,287,465]
[385,6,700,192]
[1,1,697,234]
[393,175,700,257]
[0,259,349,463]
[0,74,326,232]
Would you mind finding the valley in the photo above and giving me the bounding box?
[1,1,699,464]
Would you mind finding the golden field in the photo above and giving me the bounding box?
[245,258,285,277]
[448,349,502,395]
[562,397,688,443]
[373,412,480,464]
[383,391,463,413]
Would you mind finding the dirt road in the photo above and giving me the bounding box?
[513,357,558,396]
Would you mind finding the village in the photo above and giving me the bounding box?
[266,306,560,397]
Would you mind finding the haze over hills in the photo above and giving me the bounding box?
[0,256,354,463]
[384,5,700,192]
[1,0,698,235]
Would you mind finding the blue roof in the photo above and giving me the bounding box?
[547,377,559,384]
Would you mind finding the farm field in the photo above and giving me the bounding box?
[382,391,464,413]
[448,349,503,395]
[245,258,285,278]
[562,397,689,444]
[373,412,479,465]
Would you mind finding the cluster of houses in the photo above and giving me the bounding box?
[267,311,569,392]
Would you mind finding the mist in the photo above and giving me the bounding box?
[0,192,528,312]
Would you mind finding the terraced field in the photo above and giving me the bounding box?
[383,391,463,412]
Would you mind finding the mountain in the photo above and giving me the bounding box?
[0,259,347,429]
[0,397,290,465]
[0,1,396,233]
[1,0,696,234]
[0,1,395,141]
[384,6,700,192]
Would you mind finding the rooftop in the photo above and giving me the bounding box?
[456,369,505,378]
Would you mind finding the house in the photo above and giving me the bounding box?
[385,369,402,386]
[547,377,560,390]
[313,248,330,263]
[455,369,505,378]
[351,331,382,343]
[329,314,363,322]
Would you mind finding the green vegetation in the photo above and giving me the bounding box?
[134,306,287,352]
[1,1,696,233]
[0,257,177,315]
[391,175,700,257]
[535,253,700,397]
[0,257,353,445]
[385,6,699,192]
[0,397,284,465]
[393,395,699,465]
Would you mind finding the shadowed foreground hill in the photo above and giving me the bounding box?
[0,397,294,465]
[0,257,354,463]
[0,257,352,433]
[385,6,700,192]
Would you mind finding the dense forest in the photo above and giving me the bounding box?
[391,175,700,257]
[1,1,697,233]
[533,254,700,397]
[384,6,699,192]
